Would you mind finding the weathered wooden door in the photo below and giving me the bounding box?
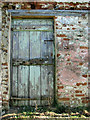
[11,19,54,106]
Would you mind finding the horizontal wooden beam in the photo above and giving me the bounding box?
[8,10,89,13]
[7,10,89,17]
[12,16,54,19]
[12,29,53,32]
[12,64,54,66]
[12,24,53,26]
[11,13,82,17]
[10,97,51,100]
[12,58,54,66]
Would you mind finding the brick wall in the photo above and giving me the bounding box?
[1,6,10,110]
[55,15,89,106]
[0,1,89,110]
[1,0,90,3]
[0,2,2,116]
[0,2,89,10]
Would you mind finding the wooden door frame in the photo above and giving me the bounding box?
[8,11,57,107]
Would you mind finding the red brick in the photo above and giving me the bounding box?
[56,27,58,29]
[56,27,62,29]
[71,95,74,97]
[58,34,67,37]
[59,98,70,101]
[2,100,9,102]
[63,38,70,41]
[82,100,89,103]
[67,28,70,30]
[57,34,66,37]
[75,94,85,97]
[72,28,76,30]
[57,86,64,89]
[56,23,58,26]
[80,46,88,49]
[57,54,60,57]
[3,92,7,94]
[76,83,82,86]
[75,90,82,93]
[82,82,87,86]
[4,67,8,69]
[79,62,83,65]
[81,97,89,100]
[57,78,60,81]
[67,58,70,61]
[82,75,87,78]
[58,2,64,5]
[2,63,8,66]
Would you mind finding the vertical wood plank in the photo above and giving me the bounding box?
[47,65,54,105]
[29,66,35,106]
[12,66,17,106]
[23,66,29,106]
[30,66,40,106]
[30,31,41,59]
[28,31,30,106]
[23,31,30,60]
[40,32,47,59]
[18,31,23,59]
[41,65,48,105]
[12,31,19,59]
[17,66,29,106]
[12,67,17,97]
[47,31,54,63]
[41,65,54,105]
[41,31,54,63]
[17,66,22,106]
[18,31,29,59]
